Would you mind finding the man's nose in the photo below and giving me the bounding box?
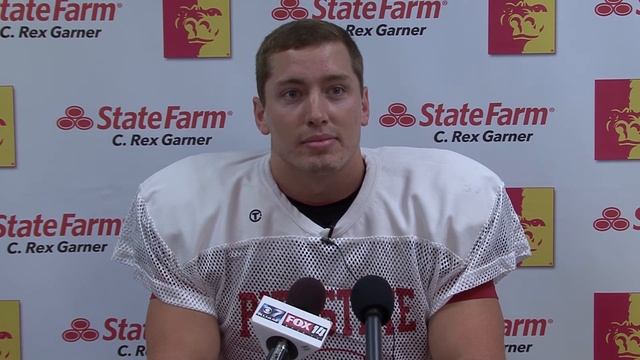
[305,92,329,126]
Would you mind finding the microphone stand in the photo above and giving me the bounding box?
[266,339,290,360]
[364,308,383,360]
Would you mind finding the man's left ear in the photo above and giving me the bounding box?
[361,86,370,126]
[253,96,270,135]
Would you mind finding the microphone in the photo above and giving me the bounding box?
[251,277,332,360]
[350,275,395,360]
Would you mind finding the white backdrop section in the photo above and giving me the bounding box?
[1,0,639,359]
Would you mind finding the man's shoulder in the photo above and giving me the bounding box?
[362,147,509,261]
[138,151,266,202]
[365,146,501,185]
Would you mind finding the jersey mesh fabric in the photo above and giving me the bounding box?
[113,186,528,359]
[116,196,217,313]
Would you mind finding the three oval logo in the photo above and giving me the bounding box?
[379,103,416,127]
[57,106,94,130]
[272,0,309,21]
[62,318,99,342]
[595,0,635,16]
[593,207,630,231]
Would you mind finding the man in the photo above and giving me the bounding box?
[113,19,530,359]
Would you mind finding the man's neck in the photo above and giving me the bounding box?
[270,154,366,206]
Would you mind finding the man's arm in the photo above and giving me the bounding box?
[427,298,505,360]
[146,298,221,360]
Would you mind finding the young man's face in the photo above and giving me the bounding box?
[253,41,369,176]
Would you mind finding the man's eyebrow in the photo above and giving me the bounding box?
[322,74,351,83]
[273,74,352,87]
[274,78,305,87]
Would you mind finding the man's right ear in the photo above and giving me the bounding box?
[253,96,270,135]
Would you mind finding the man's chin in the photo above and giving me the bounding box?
[301,160,342,174]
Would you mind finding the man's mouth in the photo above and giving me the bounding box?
[301,134,337,149]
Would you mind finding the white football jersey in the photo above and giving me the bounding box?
[113,147,530,359]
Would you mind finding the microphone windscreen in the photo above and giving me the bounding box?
[287,277,327,316]
[350,275,394,325]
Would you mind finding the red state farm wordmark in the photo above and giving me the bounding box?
[379,103,416,127]
[62,318,99,342]
[57,106,94,130]
[272,0,308,21]
[595,0,635,16]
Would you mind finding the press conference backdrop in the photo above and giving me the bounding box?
[0,0,639,359]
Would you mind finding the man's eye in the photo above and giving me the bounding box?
[330,86,345,96]
[282,90,300,99]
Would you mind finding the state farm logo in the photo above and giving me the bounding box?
[595,0,640,16]
[54,103,231,147]
[1,212,120,256]
[0,0,120,22]
[272,0,308,20]
[504,317,551,337]
[271,0,447,38]
[0,0,122,40]
[488,0,556,54]
[593,207,640,232]
[595,293,640,359]
[0,213,122,239]
[55,105,229,131]
[378,101,553,144]
[57,106,93,130]
[595,79,640,160]
[62,318,99,342]
[379,103,416,127]
[62,317,146,342]
[62,317,147,357]
[163,0,231,58]
[504,317,552,354]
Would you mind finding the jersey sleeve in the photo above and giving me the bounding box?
[426,187,530,317]
[447,281,497,303]
[112,193,218,317]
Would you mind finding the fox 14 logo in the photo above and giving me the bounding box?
[282,313,328,341]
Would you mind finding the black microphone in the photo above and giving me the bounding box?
[265,277,328,360]
[350,275,394,360]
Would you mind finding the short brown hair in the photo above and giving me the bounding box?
[255,19,364,103]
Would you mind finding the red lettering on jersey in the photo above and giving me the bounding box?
[270,290,288,303]
[397,288,417,332]
[321,289,338,335]
[335,288,353,336]
[358,318,394,335]
[239,292,259,337]
[237,285,424,339]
